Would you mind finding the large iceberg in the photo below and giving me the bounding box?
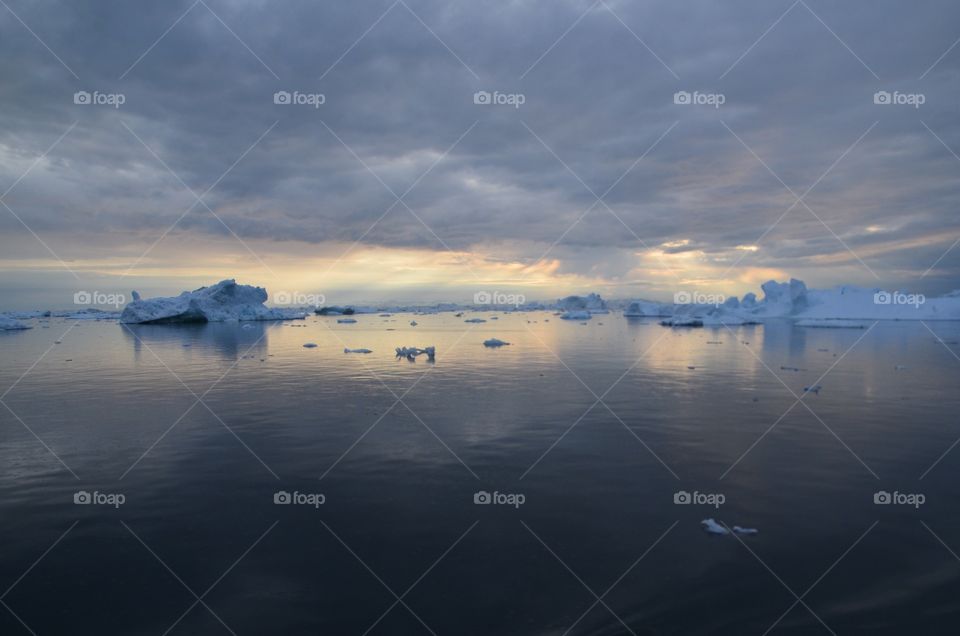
[557,293,608,314]
[120,279,303,324]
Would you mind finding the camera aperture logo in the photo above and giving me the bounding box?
[74,290,126,308]
[473,90,525,109]
[73,91,125,108]
[673,291,726,307]
[474,290,525,307]
[474,490,525,508]
[873,290,925,308]
[674,91,725,108]
[873,91,924,108]
[274,490,325,508]
[673,490,725,508]
[74,490,126,508]
[874,490,924,508]
[274,90,325,108]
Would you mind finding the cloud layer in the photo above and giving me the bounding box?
[1,0,959,304]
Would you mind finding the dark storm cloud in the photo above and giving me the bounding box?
[1,0,960,290]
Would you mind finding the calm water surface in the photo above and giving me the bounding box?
[1,313,959,635]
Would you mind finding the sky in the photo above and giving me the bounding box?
[1,0,959,310]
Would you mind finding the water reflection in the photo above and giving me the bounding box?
[121,321,274,359]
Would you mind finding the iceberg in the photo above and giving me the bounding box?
[120,280,303,324]
[560,310,591,320]
[623,300,671,317]
[0,314,30,330]
[483,338,510,347]
[557,293,608,313]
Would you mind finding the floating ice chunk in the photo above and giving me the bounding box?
[803,384,822,394]
[483,338,510,347]
[795,319,867,328]
[0,315,31,330]
[660,317,703,327]
[560,310,591,320]
[701,518,729,535]
[303,343,318,348]
[395,346,435,361]
[464,318,487,323]
[733,526,758,535]
[337,318,358,324]
[410,320,418,326]
[344,348,372,354]
[120,279,302,324]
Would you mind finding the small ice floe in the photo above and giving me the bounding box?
[344,348,372,354]
[464,318,486,323]
[803,384,822,394]
[454,312,464,317]
[483,338,510,347]
[0,314,31,330]
[560,310,592,320]
[242,324,254,329]
[660,317,703,327]
[303,343,318,348]
[795,319,868,329]
[337,318,358,324]
[701,518,729,535]
[396,346,435,361]
[780,366,803,372]
[410,320,418,326]
[687,366,696,370]
[379,313,392,317]
[701,519,758,536]
[490,316,499,320]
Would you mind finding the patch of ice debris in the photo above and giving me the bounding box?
[120,280,305,324]
[560,310,591,320]
[396,346,435,361]
[483,338,510,347]
[337,318,358,324]
[344,348,372,353]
